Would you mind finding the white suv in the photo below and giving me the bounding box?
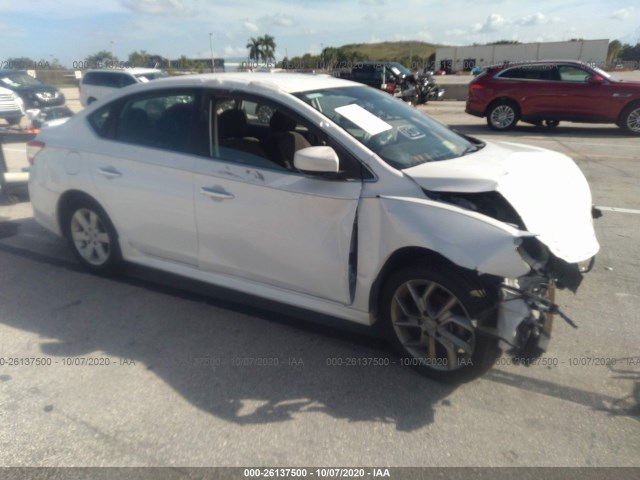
[79,68,167,106]
[0,85,24,125]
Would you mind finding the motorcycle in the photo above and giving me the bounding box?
[416,70,445,103]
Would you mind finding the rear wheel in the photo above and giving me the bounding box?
[486,101,519,131]
[6,116,22,126]
[63,199,122,274]
[380,264,499,381]
[620,102,640,135]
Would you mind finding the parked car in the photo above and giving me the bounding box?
[79,68,167,106]
[0,70,65,110]
[466,60,640,134]
[0,85,25,125]
[28,73,599,380]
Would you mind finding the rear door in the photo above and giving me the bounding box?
[498,65,563,117]
[87,88,200,265]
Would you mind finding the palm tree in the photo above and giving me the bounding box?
[246,37,261,63]
[258,34,277,64]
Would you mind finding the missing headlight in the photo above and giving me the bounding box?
[424,190,526,230]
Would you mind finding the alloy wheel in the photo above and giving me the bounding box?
[70,208,111,266]
[489,105,516,129]
[626,107,640,133]
[390,279,476,371]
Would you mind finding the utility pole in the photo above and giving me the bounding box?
[209,33,215,73]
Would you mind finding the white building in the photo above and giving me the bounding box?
[435,39,609,73]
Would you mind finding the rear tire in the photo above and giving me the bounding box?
[620,102,640,135]
[6,116,22,126]
[486,101,519,131]
[63,199,122,274]
[380,263,499,382]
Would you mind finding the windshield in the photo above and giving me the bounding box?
[294,86,478,170]
[1,72,42,88]
[389,63,413,77]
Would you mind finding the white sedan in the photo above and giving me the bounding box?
[27,73,599,380]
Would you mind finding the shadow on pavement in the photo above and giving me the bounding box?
[0,218,459,432]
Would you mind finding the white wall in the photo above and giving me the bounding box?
[435,39,609,72]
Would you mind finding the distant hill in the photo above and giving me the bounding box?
[339,41,440,68]
[287,41,442,71]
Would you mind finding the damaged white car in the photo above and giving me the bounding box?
[28,73,600,379]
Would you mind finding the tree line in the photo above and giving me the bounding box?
[4,37,640,72]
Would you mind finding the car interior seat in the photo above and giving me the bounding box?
[263,111,312,169]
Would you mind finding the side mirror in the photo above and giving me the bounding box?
[294,146,339,173]
[589,75,605,84]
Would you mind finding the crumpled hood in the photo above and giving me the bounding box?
[403,141,600,264]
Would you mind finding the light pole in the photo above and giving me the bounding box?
[209,32,215,73]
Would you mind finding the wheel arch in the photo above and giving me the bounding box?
[57,190,115,239]
[367,247,501,325]
[484,97,521,117]
[617,99,640,126]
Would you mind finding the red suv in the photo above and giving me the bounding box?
[466,60,640,135]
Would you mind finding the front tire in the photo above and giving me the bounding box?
[380,264,499,381]
[620,102,640,135]
[64,199,122,274]
[486,101,519,131]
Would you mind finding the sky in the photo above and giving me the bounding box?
[1,0,639,67]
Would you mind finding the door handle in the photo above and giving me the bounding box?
[97,167,122,179]
[200,187,234,200]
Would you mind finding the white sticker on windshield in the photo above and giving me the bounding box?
[334,104,393,136]
[138,77,150,83]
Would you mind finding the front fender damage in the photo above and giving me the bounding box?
[374,195,532,278]
[363,196,587,355]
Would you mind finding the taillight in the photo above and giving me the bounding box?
[27,140,45,165]
[470,83,486,90]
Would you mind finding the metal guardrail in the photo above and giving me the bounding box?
[0,130,38,199]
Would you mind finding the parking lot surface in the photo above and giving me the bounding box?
[0,90,638,467]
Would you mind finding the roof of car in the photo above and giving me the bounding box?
[132,72,359,94]
[84,68,163,74]
[487,59,589,70]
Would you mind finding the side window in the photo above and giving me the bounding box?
[558,66,591,82]
[500,67,557,80]
[82,73,97,86]
[115,91,197,153]
[499,68,525,79]
[207,93,368,179]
